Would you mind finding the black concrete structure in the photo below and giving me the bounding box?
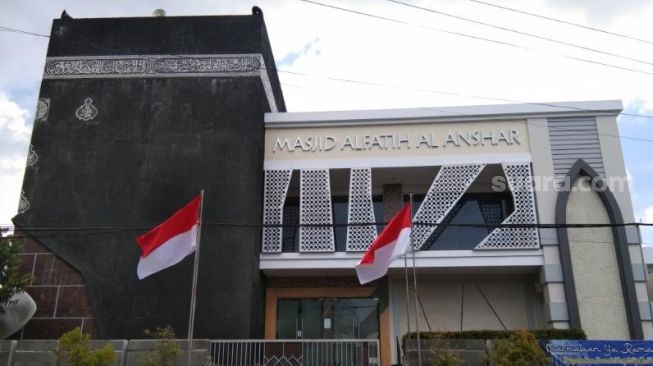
[13,8,284,339]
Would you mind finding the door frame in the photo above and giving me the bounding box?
[265,284,391,366]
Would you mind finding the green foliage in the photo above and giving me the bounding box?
[406,328,586,341]
[489,329,550,366]
[0,237,33,306]
[143,325,180,366]
[57,327,116,366]
[429,348,461,366]
[528,329,586,340]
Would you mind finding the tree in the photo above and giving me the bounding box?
[143,325,181,366]
[489,329,550,366]
[57,327,116,366]
[0,236,32,309]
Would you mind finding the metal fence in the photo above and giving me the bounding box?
[209,339,380,366]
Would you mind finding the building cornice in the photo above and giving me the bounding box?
[260,249,543,276]
[265,100,622,128]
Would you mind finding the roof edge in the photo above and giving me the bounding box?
[265,100,623,127]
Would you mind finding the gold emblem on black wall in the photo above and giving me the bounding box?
[75,97,98,121]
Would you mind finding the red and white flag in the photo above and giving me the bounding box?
[136,195,201,280]
[355,203,412,285]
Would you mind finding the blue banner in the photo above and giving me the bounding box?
[545,340,653,366]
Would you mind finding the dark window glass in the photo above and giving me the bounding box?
[405,193,513,250]
[281,196,383,252]
[373,199,384,233]
[332,298,379,339]
[301,299,322,339]
[276,297,379,340]
[332,197,348,252]
[333,196,383,251]
[282,198,300,252]
[277,299,300,339]
[426,200,490,249]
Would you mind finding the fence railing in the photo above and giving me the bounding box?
[209,339,380,366]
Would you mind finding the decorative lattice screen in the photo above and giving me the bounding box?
[299,169,335,252]
[262,169,292,253]
[346,168,377,251]
[412,164,486,250]
[475,163,540,249]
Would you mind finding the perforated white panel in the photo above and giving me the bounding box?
[262,169,292,253]
[299,169,335,252]
[346,168,377,251]
[475,163,540,249]
[412,164,486,250]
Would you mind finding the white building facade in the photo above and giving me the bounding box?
[259,100,651,365]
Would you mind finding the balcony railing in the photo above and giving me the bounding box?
[209,339,380,366]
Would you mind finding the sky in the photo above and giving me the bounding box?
[1,0,653,242]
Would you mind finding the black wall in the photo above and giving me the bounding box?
[13,10,284,339]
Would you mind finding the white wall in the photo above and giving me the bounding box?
[389,275,545,338]
[566,177,630,339]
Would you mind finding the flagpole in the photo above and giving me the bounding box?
[409,193,422,366]
[187,189,204,366]
[403,245,412,365]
